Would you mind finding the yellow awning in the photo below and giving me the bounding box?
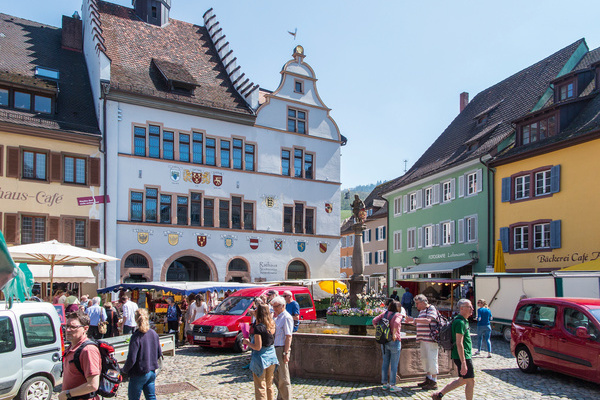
[559,258,600,271]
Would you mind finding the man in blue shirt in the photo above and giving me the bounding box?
[85,297,107,339]
[283,290,300,332]
[401,288,413,317]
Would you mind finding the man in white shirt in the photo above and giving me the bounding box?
[120,294,138,335]
[271,295,293,400]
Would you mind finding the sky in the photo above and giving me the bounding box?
[3,1,600,189]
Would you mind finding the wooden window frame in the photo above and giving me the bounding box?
[63,154,88,185]
[0,86,54,114]
[21,148,49,181]
[517,113,558,146]
[508,219,552,254]
[20,214,47,244]
[294,79,304,94]
[509,166,554,203]
[287,106,308,134]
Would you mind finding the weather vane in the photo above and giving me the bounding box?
[288,28,297,40]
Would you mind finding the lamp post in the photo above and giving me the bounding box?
[412,256,420,265]
[469,250,479,261]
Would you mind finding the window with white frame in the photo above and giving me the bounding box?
[394,197,402,216]
[514,226,529,250]
[407,228,416,250]
[364,252,371,266]
[424,225,433,248]
[535,170,551,196]
[442,221,452,245]
[347,256,352,268]
[377,250,386,264]
[376,226,385,241]
[442,180,452,202]
[466,216,477,242]
[534,223,551,249]
[515,175,530,200]
[424,186,433,207]
[409,192,417,211]
[467,172,477,195]
[393,231,402,252]
[362,229,371,243]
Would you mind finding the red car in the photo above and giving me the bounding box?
[187,286,316,352]
[511,297,600,383]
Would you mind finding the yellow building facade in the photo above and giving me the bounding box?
[494,138,600,272]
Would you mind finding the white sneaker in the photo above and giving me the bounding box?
[390,386,402,392]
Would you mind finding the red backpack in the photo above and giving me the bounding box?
[71,340,122,398]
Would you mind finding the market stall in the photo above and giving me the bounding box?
[396,278,470,318]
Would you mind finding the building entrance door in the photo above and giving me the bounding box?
[166,256,211,281]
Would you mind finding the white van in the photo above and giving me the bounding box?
[0,301,63,400]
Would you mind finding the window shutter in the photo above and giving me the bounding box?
[450,220,456,244]
[375,228,379,241]
[62,218,75,245]
[550,220,561,249]
[476,169,483,192]
[433,223,439,246]
[3,213,19,244]
[383,250,387,263]
[418,227,423,248]
[6,147,20,178]
[499,227,510,252]
[458,218,465,243]
[369,229,372,242]
[375,252,379,264]
[458,175,465,197]
[501,177,511,202]
[369,252,372,265]
[550,165,561,193]
[450,178,456,200]
[90,158,101,187]
[0,145,3,176]
[48,217,60,240]
[473,215,478,242]
[383,226,386,239]
[90,219,100,248]
[433,184,440,204]
[50,152,61,182]
[416,190,422,209]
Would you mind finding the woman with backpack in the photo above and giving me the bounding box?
[123,308,162,400]
[372,300,406,393]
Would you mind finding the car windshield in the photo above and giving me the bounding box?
[211,296,253,316]
[589,308,600,325]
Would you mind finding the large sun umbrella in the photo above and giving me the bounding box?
[318,280,347,294]
[8,240,119,293]
[494,240,506,273]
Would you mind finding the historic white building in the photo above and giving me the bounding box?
[81,0,343,287]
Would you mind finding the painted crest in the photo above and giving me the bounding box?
[297,241,306,252]
[168,233,179,246]
[250,238,259,250]
[265,197,275,207]
[325,203,333,213]
[319,242,328,253]
[137,232,149,244]
[225,237,234,248]
[274,240,283,251]
[358,208,367,222]
[197,235,207,247]
[191,171,202,184]
[213,174,223,187]
[170,167,180,182]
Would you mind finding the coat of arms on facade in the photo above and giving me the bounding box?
[249,237,259,250]
[297,241,306,252]
[213,174,223,187]
[221,234,236,248]
[325,203,332,213]
[168,233,179,246]
[319,242,328,253]
[137,232,149,244]
[170,167,181,183]
[274,239,283,251]
[261,195,277,208]
[192,171,202,184]
[197,235,207,247]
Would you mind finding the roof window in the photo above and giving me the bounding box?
[34,66,60,81]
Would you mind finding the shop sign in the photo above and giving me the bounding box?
[0,187,63,207]
[77,195,110,206]
[428,252,466,260]
[537,251,600,264]
[259,261,278,275]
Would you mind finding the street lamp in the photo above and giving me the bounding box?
[469,250,479,261]
[412,256,420,265]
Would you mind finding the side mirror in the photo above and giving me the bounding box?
[576,326,591,339]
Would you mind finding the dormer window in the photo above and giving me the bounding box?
[477,114,488,125]
[0,86,53,114]
[558,82,574,101]
[152,58,198,95]
[294,79,304,94]
[519,114,557,145]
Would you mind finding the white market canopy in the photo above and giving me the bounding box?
[8,240,119,265]
[98,281,269,295]
[28,264,96,284]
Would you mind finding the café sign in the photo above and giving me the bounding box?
[537,252,600,264]
[0,187,63,207]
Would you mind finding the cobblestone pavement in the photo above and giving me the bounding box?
[54,333,599,400]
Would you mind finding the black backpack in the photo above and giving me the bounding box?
[429,308,454,351]
[71,339,123,398]
[375,311,396,344]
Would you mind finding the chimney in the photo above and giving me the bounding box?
[133,0,171,27]
[460,92,469,113]
[61,14,83,52]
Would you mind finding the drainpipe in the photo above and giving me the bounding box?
[480,154,495,267]
[100,80,110,284]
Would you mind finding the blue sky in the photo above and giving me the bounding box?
[4,1,600,189]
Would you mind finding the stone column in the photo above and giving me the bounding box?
[349,223,368,335]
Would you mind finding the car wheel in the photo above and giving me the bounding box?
[503,326,511,342]
[19,376,53,400]
[233,332,249,353]
[516,345,537,373]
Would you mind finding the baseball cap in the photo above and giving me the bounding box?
[267,289,278,296]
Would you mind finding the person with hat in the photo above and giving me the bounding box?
[282,290,300,332]
[266,289,278,313]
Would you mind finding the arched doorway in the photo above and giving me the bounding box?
[226,258,250,283]
[166,256,211,281]
[287,260,308,279]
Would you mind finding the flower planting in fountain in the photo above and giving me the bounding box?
[326,292,387,317]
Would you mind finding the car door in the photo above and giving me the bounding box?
[528,303,559,368]
[19,312,62,381]
[0,312,22,400]
[557,306,600,382]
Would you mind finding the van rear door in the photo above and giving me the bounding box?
[19,312,62,381]
[0,311,22,400]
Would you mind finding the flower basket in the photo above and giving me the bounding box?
[327,315,374,326]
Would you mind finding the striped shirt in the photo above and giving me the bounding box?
[416,305,438,342]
